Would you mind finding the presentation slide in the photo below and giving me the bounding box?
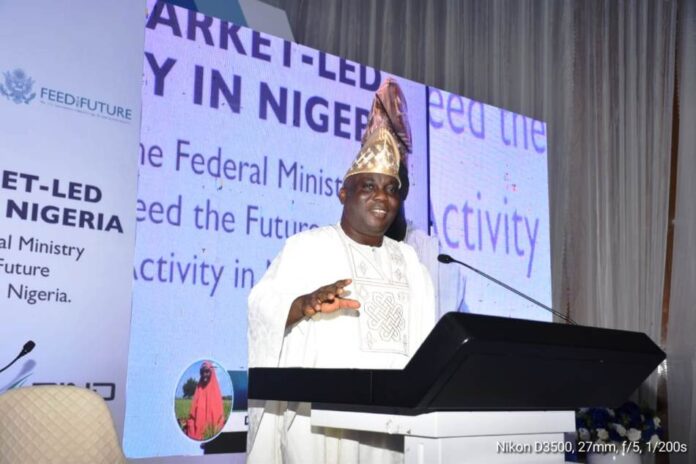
[124,1,552,458]
[428,87,552,321]
[124,1,428,457]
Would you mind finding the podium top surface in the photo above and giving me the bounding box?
[249,313,665,413]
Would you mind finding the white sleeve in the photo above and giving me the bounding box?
[247,236,308,369]
[416,261,437,348]
[400,242,437,355]
[246,235,309,460]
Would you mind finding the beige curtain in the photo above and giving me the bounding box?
[265,0,693,457]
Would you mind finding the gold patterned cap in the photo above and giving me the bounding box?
[344,127,402,185]
[345,78,412,187]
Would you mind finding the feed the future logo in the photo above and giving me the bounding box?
[1,67,133,123]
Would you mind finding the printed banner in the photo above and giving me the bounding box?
[0,0,145,439]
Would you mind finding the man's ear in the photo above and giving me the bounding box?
[338,187,347,205]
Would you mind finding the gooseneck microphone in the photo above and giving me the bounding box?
[437,254,577,325]
[0,341,36,374]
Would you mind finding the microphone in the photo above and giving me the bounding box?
[0,341,36,374]
[437,254,577,325]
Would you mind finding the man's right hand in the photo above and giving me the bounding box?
[286,279,360,327]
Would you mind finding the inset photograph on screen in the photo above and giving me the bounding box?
[174,360,233,442]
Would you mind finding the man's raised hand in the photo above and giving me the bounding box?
[286,279,360,327]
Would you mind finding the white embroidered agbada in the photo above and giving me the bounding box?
[247,224,436,464]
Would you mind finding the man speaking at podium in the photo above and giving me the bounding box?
[247,78,436,464]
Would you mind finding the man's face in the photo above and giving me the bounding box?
[339,173,400,245]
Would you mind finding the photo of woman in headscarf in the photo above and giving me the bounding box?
[175,360,232,441]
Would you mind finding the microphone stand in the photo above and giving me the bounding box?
[0,341,36,374]
[438,254,577,325]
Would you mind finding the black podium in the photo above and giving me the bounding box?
[249,313,665,463]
